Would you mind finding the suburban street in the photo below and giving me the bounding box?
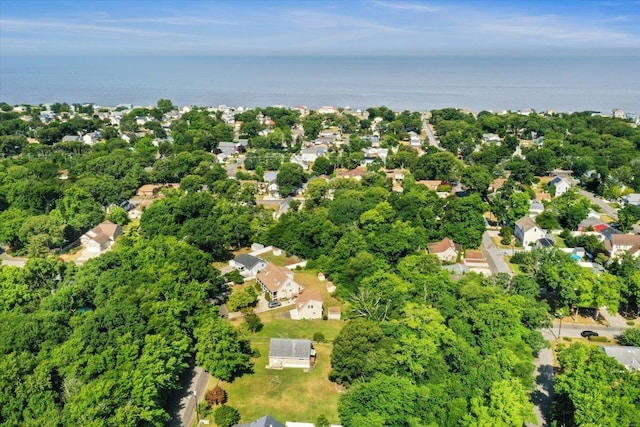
[529,321,632,427]
[167,366,210,427]
[578,189,619,221]
[422,120,442,150]
[0,251,27,267]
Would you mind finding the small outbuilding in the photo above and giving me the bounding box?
[231,254,267,276]
[268,338,315,369]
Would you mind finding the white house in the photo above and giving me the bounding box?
[80,221,122,254]
[427,238,462,262]
[603,346,640,371]
[292,291,323,320]
[622,193,640,207]
[605,234,640,259]
[231,254,267,277]
[549,176,572,197]
[482,133,502,145]
[268,338,315,369]
[257,263,302,300]
[514,217,545,250]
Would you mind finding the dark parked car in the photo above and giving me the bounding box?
[580,330,599,338]
[268,300,281,308]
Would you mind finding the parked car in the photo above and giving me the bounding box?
[580,330,599,338]
[268,300,281,308]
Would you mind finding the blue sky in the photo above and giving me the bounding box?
[1,0,639,55]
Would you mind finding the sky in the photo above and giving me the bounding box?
[1,0,640,56]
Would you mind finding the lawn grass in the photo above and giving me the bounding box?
[261,251,301,266]
[204,320,345,425]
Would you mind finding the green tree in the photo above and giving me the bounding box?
[276,162,306,196]
[214,405,241,427]
[330,318,394,385]
[194,317,252,382]
[461,165,493,196]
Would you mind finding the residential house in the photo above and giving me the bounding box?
[318,106,338,114]
[408,131,421,148]
[235,415,286,427]
[622,193,640,206]
[428,238,462,262]
[602,346,640,371]
[231,254,267,277]
[335,167,367,181]
[300,145,328,163]
[462,250,491,275]
[257,263,302,300]
[549,176,571,197]
[362,147,388,165]
[62,135,82,143]
[82,131,101,145]
[268,338,315,369]
[80,221,122,254]
[136,183,180,198]
[489,178,507,193]
[514,217,545,250]
[529,200,545,217]
[482,133,502,145]
[605,234,640,258]
[416,180,443,192]
[292,291,323,320]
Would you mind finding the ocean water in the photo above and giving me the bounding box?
[1,54,639,113]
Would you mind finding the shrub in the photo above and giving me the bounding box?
[242,309,263,333]
[224,270,244,284]
[618,327,640,346]
[205,385,227,407]
[562,337,572,342]
[313,332,326,343]
[214,405,240,427]
[589,336,608,342]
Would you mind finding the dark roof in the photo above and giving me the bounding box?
[234,254,264,269]
[235,415,285,427]
[269,338,311,359]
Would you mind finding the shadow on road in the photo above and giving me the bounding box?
[531,363,554,427]
[166,363,198,427]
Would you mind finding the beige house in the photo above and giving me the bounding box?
[292,291,323,320]
[257,263,302,300]
[80,221,122,254]
[427,238,462,262]
[268,339,315,369]
[605,234,640,259]
[514,217,545,250]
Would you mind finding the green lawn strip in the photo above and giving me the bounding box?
[205,336,342,424]
[257,318,345,342]
[261,252,300,266]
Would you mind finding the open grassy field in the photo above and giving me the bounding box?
[261,251,301,266]
[205,316,345,425]
[216,341,342,424]
[200,266,347,424]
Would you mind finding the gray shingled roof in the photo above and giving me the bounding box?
[269,338,311,359]
[603,346,640,371]
[235,415,285,427]
[234,254,263,269]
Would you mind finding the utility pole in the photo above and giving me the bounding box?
[192,390,200,424]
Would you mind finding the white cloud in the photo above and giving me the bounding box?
[0,18,197,39]
[372,1,440,13]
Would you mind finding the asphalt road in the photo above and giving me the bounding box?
[167,365,210,427]
[530,322,631,426]
[423,120,442,150]
[528,347,554,427]
[578,190,619,221]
